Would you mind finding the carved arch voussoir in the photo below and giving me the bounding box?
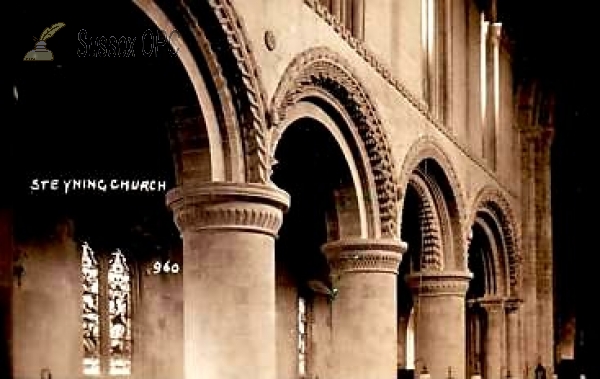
[467,185,522,296]
[408,173,443,271]
[181,0,270,184]
[398,136,466,234]
[269,46,401,239]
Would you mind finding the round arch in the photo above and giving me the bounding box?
[274,101,370,237]
[398,136,466,270]
[467,185,521,297]
[269,47,401,239]
[134,0,270,183]
[469,217,504,296]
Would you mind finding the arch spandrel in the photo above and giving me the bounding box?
[467,185,522,296]
[269,47,401,239]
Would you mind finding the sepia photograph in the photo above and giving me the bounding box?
[2,0,595,378]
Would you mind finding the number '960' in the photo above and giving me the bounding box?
[151,260,180,274]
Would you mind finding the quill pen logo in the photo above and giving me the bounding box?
[23,22,66,61]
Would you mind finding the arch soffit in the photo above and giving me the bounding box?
[269,46,401,239]
[408,172,443,271]
[473,217,505,296]
[468,185,521,296]
[134,0,233,181]
[277,101,370,238]
[138,0,270,183]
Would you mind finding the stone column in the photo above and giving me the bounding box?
[322,238,405,379]
[397,313,409,369]
[331,0,342,20]
[480,296,506,379]
[535,128,554,369]
[352,0,365,39]
[519,126,538,369]
[12,220,81,379]
[407,271,472,379]
[167,182,290,379]
[484,21,502,169]
[506,298,523,379]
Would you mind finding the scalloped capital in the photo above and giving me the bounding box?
[406,271,473,296]
[321,238,407,274]
[166,182,290,236]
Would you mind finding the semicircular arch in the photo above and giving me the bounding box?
[269,47,401,239]
[399,136,467,270]
[467,185,521,296]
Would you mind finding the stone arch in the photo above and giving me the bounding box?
[408,173,443,270]
[467,185,521,296]
[274,102,371,238]
[399,136,466,270]
[134,0,269,183]
[269,47,402,239]
[470,217,503,295]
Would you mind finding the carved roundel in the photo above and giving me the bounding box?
[269,47,402,238]
[467,186,521,295]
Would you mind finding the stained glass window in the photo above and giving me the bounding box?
[82,242,100,375]
[82,243,133,377]
[108,249,132,375]
[298,296,308,377]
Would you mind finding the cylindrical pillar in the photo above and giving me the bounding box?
[535,128,554,369]
[331,0,342,20]
[506,298,523,379]
[407,271,472,379]
[167,182,290,379]
[322,238,405,379]
[352,0,365,39]
[480,296,506,379]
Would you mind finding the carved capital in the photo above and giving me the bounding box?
[406,271,472,296]
[519,125,540,141]
[489,22,502,43]
[540,127,555,145]
[166,182,290,236]
[478,295,505,313]
[504,297,524,313]
[322,238,406,274]
[519,125,554,145]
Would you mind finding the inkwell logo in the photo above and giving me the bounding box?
[23,22,66,61]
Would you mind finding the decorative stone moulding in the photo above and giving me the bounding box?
[321,238,407,274]
[504,297,523,313]
[166,182,290,236]
[269,47,402,239]
[406,271,473,296]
